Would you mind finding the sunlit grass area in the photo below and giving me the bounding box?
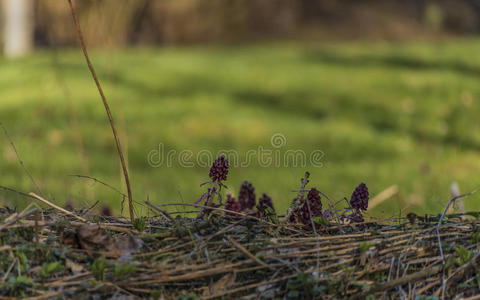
[1,40,480,217]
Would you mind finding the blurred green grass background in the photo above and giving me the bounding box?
[1,40,479,217]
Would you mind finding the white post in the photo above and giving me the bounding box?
[3,0,34,59]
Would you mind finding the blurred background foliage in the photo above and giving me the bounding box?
[0,0,479,218]
[32,0,480,46]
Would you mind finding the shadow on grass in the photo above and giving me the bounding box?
[302,49,480,77]
[51,54,480,153]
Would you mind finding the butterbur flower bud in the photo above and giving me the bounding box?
[257,193,274,218]
[350,183,369,211]
[289,188,323,226]
[209,155,229,182]
[225,194,242,216]
[257,193,273,210]
[306,188,322,217]
[238,180,256,210]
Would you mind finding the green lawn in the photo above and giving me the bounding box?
[1,40,480,217]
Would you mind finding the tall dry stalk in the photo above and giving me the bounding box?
[66,0,134,223]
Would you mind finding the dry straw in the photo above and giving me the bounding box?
[0,206,479,298]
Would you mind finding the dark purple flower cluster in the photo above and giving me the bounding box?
[306,188,322,216]
[350,183,369,211]
[287,182,370,231]
[339,183,370,229]
[225,194,242,216]
[238,181,256,210]
[196,155,229,219]
[290,188,323,225]
[256,193,274,218]
[257,193,273,210]
[224,182,276,218]
[209,155,229,182]
[223,181,256,217]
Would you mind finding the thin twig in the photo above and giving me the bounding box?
[144,200,173,222]
[304,195,318,235]
[69,174,125,198]
[316,188,344,233]
[0,185,37,200]
[0,207,38,231]
[358,265,443,297]
[29,192,87,223]
[226,236,271,269]
[69,174,146,209]
[66,0,134,223]
[1,258,17,283]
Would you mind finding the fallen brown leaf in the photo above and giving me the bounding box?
[76,224,110,254]
[209,271,236,295]
[107,234,144,260]
[66,258,84,274]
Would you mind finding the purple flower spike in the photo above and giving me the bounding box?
[306,188,322,217]
[209,155,229,182]
[225,194,242,216]
[257,193,273,209]
[350,183,369,211]
[238,180,256,210]
[289,188,323,226]
[256,193,275,218]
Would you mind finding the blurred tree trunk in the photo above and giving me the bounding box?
[2,0,34,58]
